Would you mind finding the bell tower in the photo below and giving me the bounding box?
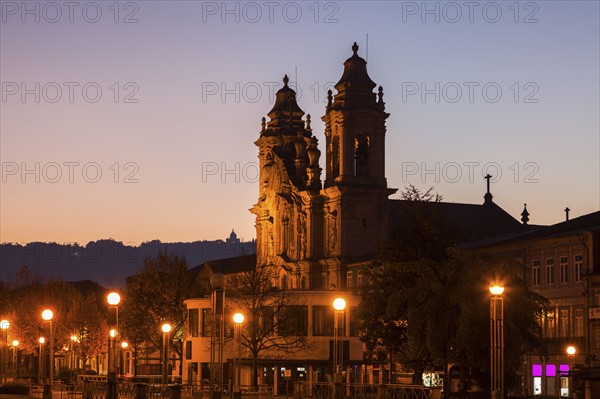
[323,42,388,189]
[321,43,396,260]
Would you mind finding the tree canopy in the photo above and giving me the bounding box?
[359,186,547,394]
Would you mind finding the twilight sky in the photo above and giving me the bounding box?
[1,1,599,245]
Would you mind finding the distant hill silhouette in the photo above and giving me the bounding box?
[0,231,255,288]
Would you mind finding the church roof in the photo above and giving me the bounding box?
[266,75,305,132]
[389,199,527,245]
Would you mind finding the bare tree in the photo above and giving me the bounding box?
[227,265,312,386]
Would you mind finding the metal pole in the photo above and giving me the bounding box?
[39,341,44,384]
[162,331,168,384]
[49,321,54,384]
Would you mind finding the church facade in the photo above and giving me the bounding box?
[250,42,396,294]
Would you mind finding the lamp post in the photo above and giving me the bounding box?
[107,292,120,399]
[333,297,346,399]
[1,320,9,385]
[38,337,45,385]
[210,273,226,399]
[233,312,245,395]
[121,342,129,376]
[566,346,576,398]
[161,323,172,385]
[41,309,54,387]
[12,340,19,376]
[489,283,504,399]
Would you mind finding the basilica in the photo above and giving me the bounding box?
[181,43,600,397]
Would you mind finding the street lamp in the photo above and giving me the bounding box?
[38,337,45,385]
[566,346,576,398]
[121,342,128,376]
[233,312,245,395]
[489,283,504,399]
[1,320,9,385]
[41,309,54,386]
[333,297,346,399]
[161,323,172,385]
[11,340,19,376]
[107,292,120,399]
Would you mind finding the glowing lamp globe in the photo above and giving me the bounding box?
[161,323,172,333]
[489,283,505,296]
[0,320,9,329]
[233,313,245,324]
[12,340,19,347]
[107,292,121,306]
[42,309,53,321]
[333,298,347,311]
[567,346,576,355]
[39,337,45,344]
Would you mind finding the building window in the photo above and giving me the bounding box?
[347,271,353,289]
[559,309,569,337]
[560,256,569,284]
[532,259,540,287]
[185,341,192,360]
[278,306,308,336]
[357,270,363,287]
[261,307,275,336]
[575,309,584,337]
[189,308,199,337]
[574,254,583,282]
[201,308,212,337]
[546,258,554,286]
[545,310,555,338]
[312,305,334,336]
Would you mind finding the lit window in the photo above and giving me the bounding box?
[546,364,556,377]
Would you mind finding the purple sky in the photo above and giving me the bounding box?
[1,1,599,245]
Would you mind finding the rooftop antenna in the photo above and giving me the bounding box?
[295,66,298,89]
[366,33,369,62]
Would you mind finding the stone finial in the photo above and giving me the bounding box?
[283,74,289,86]
[327,89,333,109]
[521,204,530,225]
[261,117,266,133]
[565,207,570,221]
[306,114,312,132]
[352,42,359,55]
